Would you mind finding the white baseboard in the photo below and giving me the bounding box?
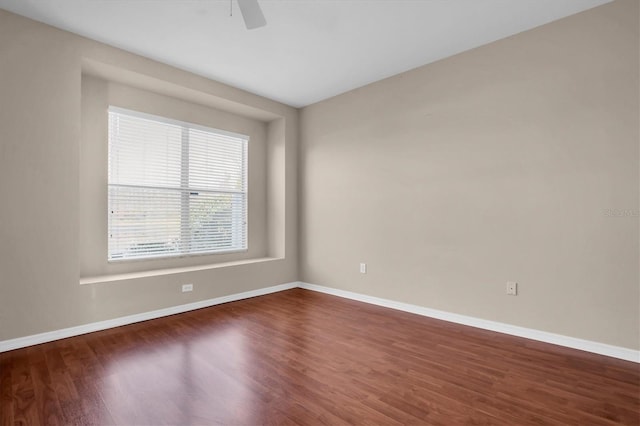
[298,282,640,363]
[2,280,638,363]
[0,282,298,353]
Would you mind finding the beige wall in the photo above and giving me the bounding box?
[0,10,297,341]
[300,0,639,349]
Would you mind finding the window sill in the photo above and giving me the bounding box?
[79,256,283,285]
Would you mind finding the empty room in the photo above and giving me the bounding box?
[0,0,638,424]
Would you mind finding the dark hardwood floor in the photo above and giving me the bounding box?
[1,288,638,425]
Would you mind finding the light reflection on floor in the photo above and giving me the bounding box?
[100,325,258,425]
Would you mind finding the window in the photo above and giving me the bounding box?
[107,107,248,261]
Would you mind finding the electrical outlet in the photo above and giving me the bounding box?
[182,283,193,293]
[359,263,367,274]
[506,281,517,296]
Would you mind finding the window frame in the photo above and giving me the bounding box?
[107,106,249,262]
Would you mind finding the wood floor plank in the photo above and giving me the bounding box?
[10,349,40,425]
[1,288,638,425]
[0,352,14,426]
[27,350,64,426]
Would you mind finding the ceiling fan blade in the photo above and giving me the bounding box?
[237,0,266,30]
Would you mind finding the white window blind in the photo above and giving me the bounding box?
[108,107,248,261]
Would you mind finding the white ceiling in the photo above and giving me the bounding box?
[0,0,611,107]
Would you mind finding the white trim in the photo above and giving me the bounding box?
[2,280,638,363]
[297,282,640,363]
[0,282,297,353]
[80,257,282,285]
